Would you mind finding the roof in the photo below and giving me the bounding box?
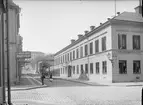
[114,12,143,22]
[54,11,143,56]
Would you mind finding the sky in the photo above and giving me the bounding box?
[13,0,139,54]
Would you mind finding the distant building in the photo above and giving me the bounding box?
[52,5,143,83]
[30,51,45,61]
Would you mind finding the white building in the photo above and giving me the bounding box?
[52,5,143,83]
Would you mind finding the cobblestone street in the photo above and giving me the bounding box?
[9,75,142,105]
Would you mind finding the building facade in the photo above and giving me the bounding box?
[52,6,143,83]
[0,0,21,84]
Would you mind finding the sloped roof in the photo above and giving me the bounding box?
[114,12,143,22]
[54,11,143,56]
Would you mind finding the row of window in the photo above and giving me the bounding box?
[55,34,141,65]
[60,61,107,75]
[60,60,141,75]
[55,36,106,65]
[118,34,140,50]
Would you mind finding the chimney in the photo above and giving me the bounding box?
[117,12,120,15]
[134,5,142,14]
[100,23,102,25]
[78,34,83,39]
[71,39,75,44]
[107,18,110,21]
[90,26,95,31]
[84,30,89,35]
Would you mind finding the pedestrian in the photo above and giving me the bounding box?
[49,72,53,82]
[41,73,45,85]
[40,66,46,85]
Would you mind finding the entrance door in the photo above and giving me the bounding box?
[68,66,72,77]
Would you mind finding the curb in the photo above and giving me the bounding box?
[56,78,108,86]
[10,85,48,91]
[52,77,143,87]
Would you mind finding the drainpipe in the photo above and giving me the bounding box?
[84,35,90,79]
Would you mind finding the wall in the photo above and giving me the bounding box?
[54,25,113,83]
[112,21,143,82]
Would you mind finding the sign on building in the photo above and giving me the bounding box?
[17,51,31,58]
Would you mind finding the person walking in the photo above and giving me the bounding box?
[40,65,46,85]
[41,73,45,85]
[49,72,53,82]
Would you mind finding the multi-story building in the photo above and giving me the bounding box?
[0,0,21,85]
[52,5,143,83]
[16,34,23,82]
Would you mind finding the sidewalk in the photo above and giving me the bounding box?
[10,75,47,91]
[53,76,143,87]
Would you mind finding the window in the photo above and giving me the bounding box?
[85,64,88,74]
[90,42,93,55]
[95,40,99,52]
[119,60,127,74]
[63,55,64,63]
[133,35,140,50]
[77,65,79,74]
[76,48,79,59]
[85,44,88,56]
[65,54,66,62]
[118,34,126,49]
[80,46,83,58]
[70,52,72,61]
[96,62,99,74]
[61,56,62,63]
[68,53,69,61]
[90,63,93,74]
[63,68,64,74]
[133,60,141,74]
[61,68,62,74]
[81,64,83,74]
[102,61,107,74]
[73,50,75,60]
[102,37,106,51]
[73,66,75,74]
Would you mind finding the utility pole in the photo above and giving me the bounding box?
[1,7,6,105]
[0,0,6,104]
[5,0,12,105]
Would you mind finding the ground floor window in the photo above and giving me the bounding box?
[90,63,93,74]
[63,68,64,74]
[102,61,107,74]
[119,60,127,74]
[61,68,62,74]
[95,62,99,74]
[73,66,75,74]
[81,64,83,74]
[133,60,141,74]
[77,65,79,74]
[85,64,88,74]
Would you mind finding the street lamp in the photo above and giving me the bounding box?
[107,52,117,67]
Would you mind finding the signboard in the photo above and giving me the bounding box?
[17,51,31,58]
[0,87,3,104]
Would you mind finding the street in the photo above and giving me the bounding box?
[11,76,142,105]
[36,78,93,87]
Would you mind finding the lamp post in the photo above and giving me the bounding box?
[107,52,117,68]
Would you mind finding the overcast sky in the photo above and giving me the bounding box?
[13,0,139,54]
